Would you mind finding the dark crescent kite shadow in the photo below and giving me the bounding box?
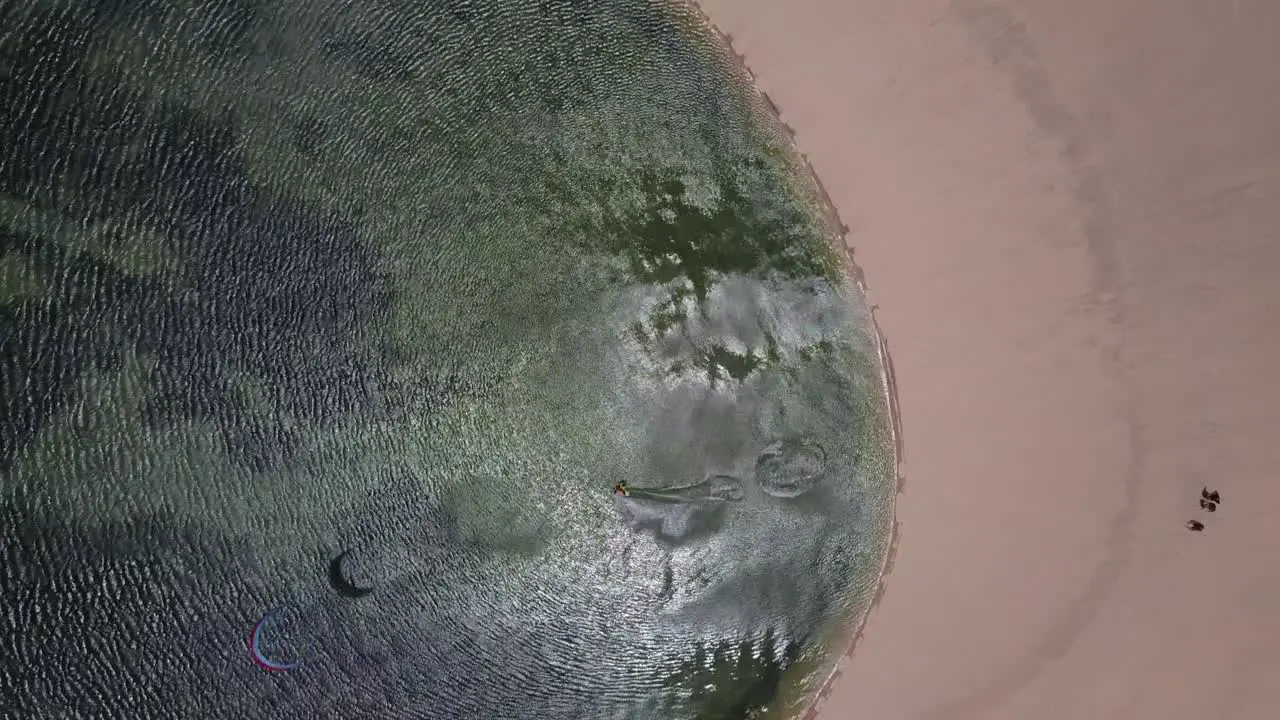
[328,550,375,599]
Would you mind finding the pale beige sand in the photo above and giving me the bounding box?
[695,1,1280,718]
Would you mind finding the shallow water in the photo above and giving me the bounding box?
[0,1,894,717]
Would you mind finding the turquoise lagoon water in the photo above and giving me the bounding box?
[0,1,894,717]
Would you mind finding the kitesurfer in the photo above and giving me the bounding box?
[328,550,375,599]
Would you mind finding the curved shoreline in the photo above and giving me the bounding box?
[688,5,906,714]
[693,1,1280,719]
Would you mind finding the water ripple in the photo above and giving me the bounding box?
[1,0,895,718]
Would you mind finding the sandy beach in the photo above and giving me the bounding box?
[694,1,1280,718]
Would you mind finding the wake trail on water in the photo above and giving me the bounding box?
[626,473,747,504]
[612,474,748,545]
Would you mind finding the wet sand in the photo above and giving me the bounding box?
[695,1,1280,718]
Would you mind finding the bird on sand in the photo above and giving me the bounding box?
[1186,520,1205,532]
[1199,498,1218,512]
[1201,487,1222,504]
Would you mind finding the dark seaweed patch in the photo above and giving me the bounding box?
[658,629,805,720]
[0,504,260,718]
[0,276,96,466]
[289,114,325,156]
[190,0,262,61]
[320,36,419,82]
[0,5,414,471]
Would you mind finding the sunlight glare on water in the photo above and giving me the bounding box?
[0,1,894,717]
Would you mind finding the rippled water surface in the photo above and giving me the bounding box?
[0,1,894,717]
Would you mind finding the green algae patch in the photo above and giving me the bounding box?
[546,163,841,298]
[0,253,48,304]
[0,194,187,286]
[596,168,833,299]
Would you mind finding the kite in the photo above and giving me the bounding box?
[250,611,300,672]
[328,550,375,599]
